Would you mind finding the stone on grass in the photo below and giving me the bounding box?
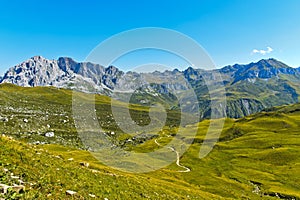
[80,162,89,167]
[12,185,25,193]
[45,132,55,137]
[66,190,77,195]
[0,184,10,194]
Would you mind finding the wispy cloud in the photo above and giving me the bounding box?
[252,47,273,55]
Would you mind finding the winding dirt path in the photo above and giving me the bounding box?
[155,138,191,173]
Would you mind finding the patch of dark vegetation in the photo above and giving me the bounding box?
[264,192,298,200]
[219,126,244,142]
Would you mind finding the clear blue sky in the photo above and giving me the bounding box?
[0,0,299,74]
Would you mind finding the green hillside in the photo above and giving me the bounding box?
[0,84,300,199]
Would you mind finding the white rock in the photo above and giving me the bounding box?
[66,190,77,195]
[45,132,55,137]
[0,184,10,194]
[0,117,8,122]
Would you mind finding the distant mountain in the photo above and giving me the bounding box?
[1,56,299,119]
[222,59,297,83]
[220,59,300,117]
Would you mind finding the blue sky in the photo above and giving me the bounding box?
[0,0,299,74]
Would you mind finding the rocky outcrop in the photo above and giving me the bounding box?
[0,56,123,93]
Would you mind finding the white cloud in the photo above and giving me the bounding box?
[252,46,273,55]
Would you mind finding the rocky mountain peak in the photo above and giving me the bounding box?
[255,58,290,69]
[0,56,127,92]
[228,58,298,83]
[31,55,47,61]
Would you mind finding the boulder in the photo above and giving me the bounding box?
[12,185,25,193]
[45,132,55,137]
[66,190,77,195]
[79,162,89,167]
[0,184,10,194]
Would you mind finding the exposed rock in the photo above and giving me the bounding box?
[66,190,77,195]
[45,132,55,137]
[0,56,122,93]
[11,185,25,193]
[0,184,25,194]
[0,184,10,194]
[0,117,8,122]
[229,58,298,83]
[79,162,89,167]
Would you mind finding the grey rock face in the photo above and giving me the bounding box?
[1,56,64,87]
[0,56,123,93]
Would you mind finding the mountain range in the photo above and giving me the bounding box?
[1,56,300,119]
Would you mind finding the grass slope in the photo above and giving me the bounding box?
[0,84,300,199]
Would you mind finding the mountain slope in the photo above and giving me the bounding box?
[182,58,299,118]
[221,59,299,117]
[0,135,223,199]
[0,84,300,199]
